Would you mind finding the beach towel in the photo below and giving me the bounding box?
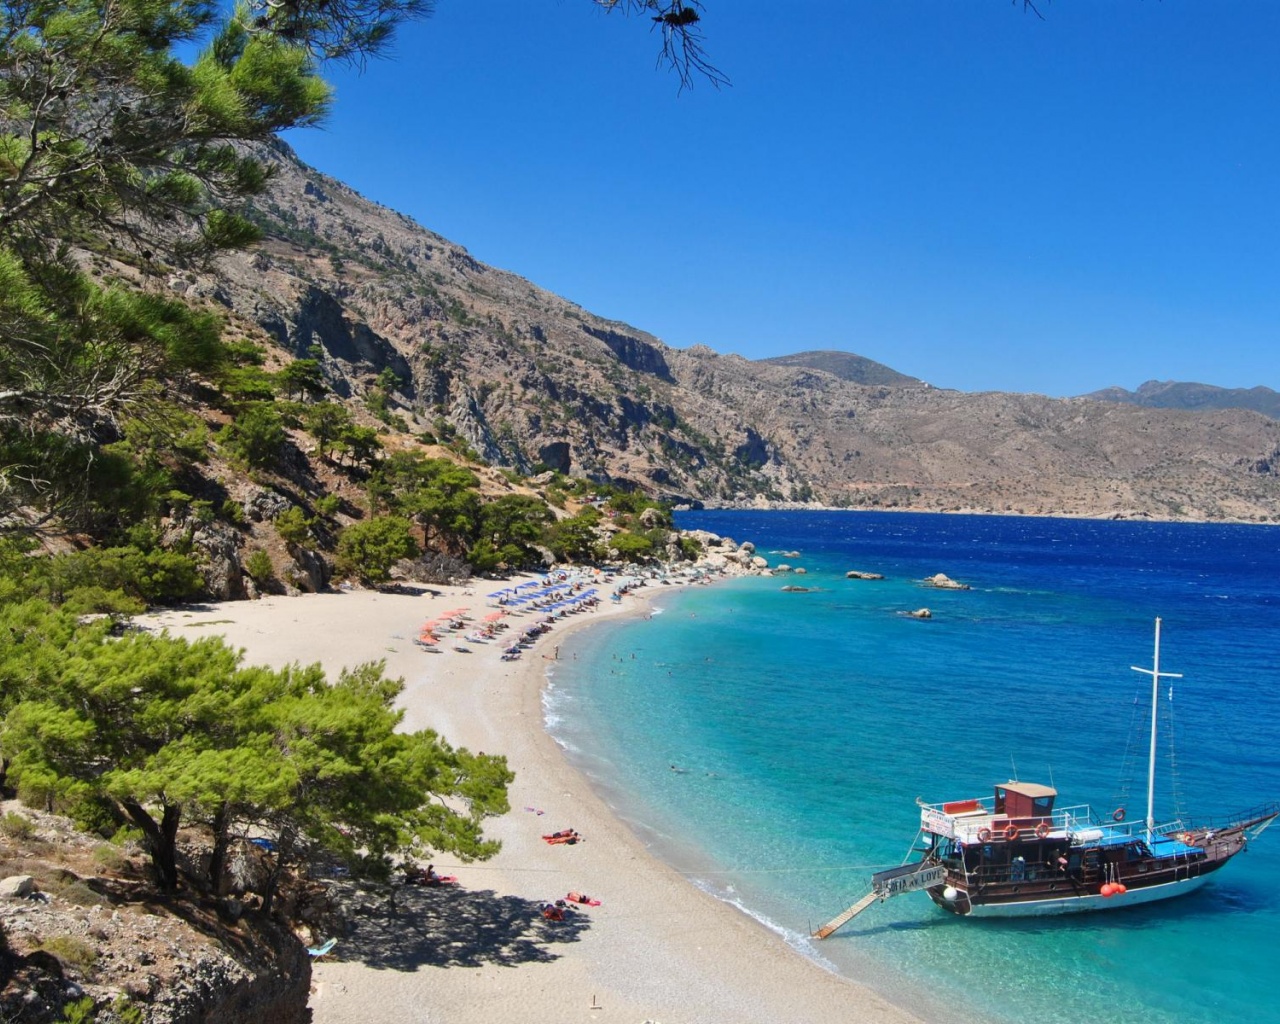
[567,891,601,906]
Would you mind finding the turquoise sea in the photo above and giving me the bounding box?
[543,511,1280,1024]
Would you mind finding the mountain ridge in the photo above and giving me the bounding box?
[186,141,1280,523]
[1082,380,1280,420]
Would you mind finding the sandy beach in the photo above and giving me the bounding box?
[141,577,924,1024]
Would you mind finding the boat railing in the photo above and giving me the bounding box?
[1185,800,1280,834]
[1051,804,1098,831]
[968,860,1067,886]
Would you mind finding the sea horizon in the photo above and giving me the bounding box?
[545,509,1280,1024]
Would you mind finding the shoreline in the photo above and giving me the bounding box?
[141,576,925,1024]
[684,503,1280,526]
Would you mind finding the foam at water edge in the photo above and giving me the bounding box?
[687,875,841,974]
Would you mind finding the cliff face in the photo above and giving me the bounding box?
[186,142,1280,522]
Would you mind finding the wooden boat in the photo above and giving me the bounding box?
[817,619,1278,934]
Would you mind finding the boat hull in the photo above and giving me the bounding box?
[929,873,1211,917]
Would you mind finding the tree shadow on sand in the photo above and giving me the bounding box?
[328,883,591,971]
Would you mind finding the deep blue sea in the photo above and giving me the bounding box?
[543,511,1280,1024]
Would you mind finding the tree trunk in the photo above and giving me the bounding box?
[121,799,182,892]
[208,805,230,895]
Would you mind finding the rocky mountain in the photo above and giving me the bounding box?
[1083,380,1280,421]
[181,141,1280,523]
[754,350,922,387]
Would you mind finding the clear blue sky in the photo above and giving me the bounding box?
[282,1,1280,397]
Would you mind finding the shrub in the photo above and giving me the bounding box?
[44,875,104,908]
[57,996,98,1024]
[0,811,34,839]
[610,531,654,560]
[37,935,98,975]
[243,549,274,585]
[92,844,126,872]
[218,402,285,470]
[275,506,313,547]
[46,546,202,606]
[336,516,419,583]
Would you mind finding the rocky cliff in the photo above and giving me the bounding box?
[179,141,1280,523]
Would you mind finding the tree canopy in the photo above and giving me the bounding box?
[0,601,511,896]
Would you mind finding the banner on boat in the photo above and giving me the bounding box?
[921,808,956,837]
[872,863,947,897]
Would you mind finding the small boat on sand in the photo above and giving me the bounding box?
[816,619,1278,934]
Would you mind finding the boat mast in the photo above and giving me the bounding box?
[1131,617,1181,841]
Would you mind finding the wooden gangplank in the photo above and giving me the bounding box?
[814,862,948,939]
[814,890,879,939]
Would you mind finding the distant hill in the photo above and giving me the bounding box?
[1083,381,1280,421]
[755,350,922,387]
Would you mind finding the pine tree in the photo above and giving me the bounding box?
[0,602,510,893]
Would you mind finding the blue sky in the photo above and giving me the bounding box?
[282,1,1279,397]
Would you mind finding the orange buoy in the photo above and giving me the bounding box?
[1035,822,1051,839]
[1115,884,1128,894]
[1100,883,1116,897]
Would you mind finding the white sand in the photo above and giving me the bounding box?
[141,579,923,1024]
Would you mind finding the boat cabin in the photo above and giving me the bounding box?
[995,781,1056,822]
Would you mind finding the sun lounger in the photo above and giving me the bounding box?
[307,938,337,959]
